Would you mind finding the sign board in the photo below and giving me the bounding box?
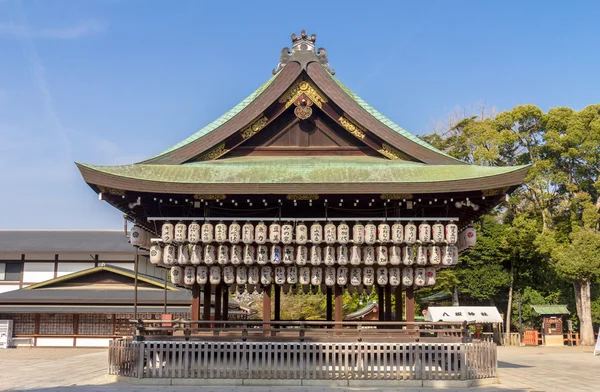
[424,306,503,323]
[594,327,600,356]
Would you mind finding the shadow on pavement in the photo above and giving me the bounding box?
[498,360,533,369]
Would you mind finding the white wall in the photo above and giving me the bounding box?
[0,285,20,293]
[57,262,95,277]
[22,262,54,283]
[36,337,74,347]
[76,338,112,347]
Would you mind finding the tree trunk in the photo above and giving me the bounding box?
[505,261,514,345]
[573,279,595,346]
[452,287,460,306]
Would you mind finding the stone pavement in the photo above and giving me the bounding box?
[0,346,598,391]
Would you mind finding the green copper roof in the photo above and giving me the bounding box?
[79,156,527,184]
[531,305,569,315]
[150,73,279,159]
[329,74,461,162]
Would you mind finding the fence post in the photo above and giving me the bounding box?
[137,342,145,378]
[459,344,468,380]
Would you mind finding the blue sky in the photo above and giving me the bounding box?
[1,0,599,229]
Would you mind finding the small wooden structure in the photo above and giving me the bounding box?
[531,305,570,346]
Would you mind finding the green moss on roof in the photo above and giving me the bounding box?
[329,74,461,162]
[531,305,569,315]
[80,156,527,184]
[150,73,279,159]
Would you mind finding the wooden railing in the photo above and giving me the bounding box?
[129,320,471,343]
[108,339,497,381]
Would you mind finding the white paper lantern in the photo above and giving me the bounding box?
[130,225,144,247]
[442,245,453,266]
[188,221,201,244]
[256,245,268,265]
[414,268,426,287]
[260,266,272,285]
[170,266,183,286]
[269,222,281,243]
[149,245,162,265]
[392,222,404,244]
[271,245,282,264]
[350,267,361,286]
[403,246,415,266]
[217,245,229,265]
[296,245,308,266]
[204,245,216,265]
[353,222,365,245]
[283,245,294,264]
[201,222,213,244]
[432,222,444,243]
[324,246,336,266]
[337,245,349,265]
[365,222,377,245]
[255,221,267,244]
[389,267,400,286]
[464,227,477,247]
[274,266,286,285]
[402,267,413,286]
[242,222,254,244]
[310,222,323,244]
[162,222,174,244]
[429,245,441,265]
[426,267,436,286]
[389,246,401,265]
[364,246,375,265]
[178,245,190,265]
[445,221,458,244]
[418,222,431,243]
[376,267,388,286]
[175,222,187,243]
[196,266,208,284]
[223,266,235,285]
[311,267,323,286]
[450,245,459,265]
[310,246,322,266]
[416,246,427,266]
[140,230,152,250]
[378,223,390,243]
[231,245,242,265]
[404,222,417,245]
[287,266,298,284]
[228,221,240,244]
[319,222,334,245]
[325,267,335,286]
[337,266,348,286]
[281,222,293,244]
[248,266,260,285]
[363,267,375,286]
[184,266,196,286]
[296,222,308,245]
[214,222,227,243]
[376,246,388,265]
[350,246,362,265]
[236,266,247,285]
[337,221,350,244]
[163,244,176,265]
[209,266,221,284]
[299,267,311,285]
[243,245,255,265]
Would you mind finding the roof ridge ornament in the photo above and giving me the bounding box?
[273,30,335,75]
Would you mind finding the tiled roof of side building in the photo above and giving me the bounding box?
[0,230,134,253]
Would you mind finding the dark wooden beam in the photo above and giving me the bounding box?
[202,282,211,321]
[222,287,229,322]
[274,284,281,322]
[191,283,200,325]
[263,285,272,330]
[395,285,403,322]
[326,287,333,323]
[405,286,415,324]
[335,285,343,328]
[214,283,222,321]
[378,285,385,322]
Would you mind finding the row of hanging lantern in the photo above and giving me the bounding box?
[150,243,459,267]
[169,265,437,289]
[160,220,462,246]
[129,225,153,250]
[457,227,477,252]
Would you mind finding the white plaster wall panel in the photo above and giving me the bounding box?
[76,338,112,347]
[36,337,74,347]
[0,285,20,293]
[57,253,95,261]
[23,253,56,261]
[22,262,54,283]
[106,262,134,271]
[57,262,95,277]
[98,253,135,261]
[0,252,22,260]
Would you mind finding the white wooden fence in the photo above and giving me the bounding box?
[108,339,496,380]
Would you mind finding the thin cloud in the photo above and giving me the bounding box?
[0,20,106,40]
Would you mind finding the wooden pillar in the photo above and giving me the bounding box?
[395,286,403,322]
[326,287,333,323]
[222,287,229,321]
[214,283,222,322]
[73,314,79,347]
[274,284,281,322]
[334,285,343,329]
[191,283,200,325]
[377,285,385,322]
[263,285,272,329]
[202,282,211,321]
[34,314,40,346]
[133,247,139,319]
[385,285,392,321]
[405,286,415,323]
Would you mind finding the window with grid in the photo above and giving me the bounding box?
[39,314,73,335]
[78,314,114,335]
[0,313,36,335]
